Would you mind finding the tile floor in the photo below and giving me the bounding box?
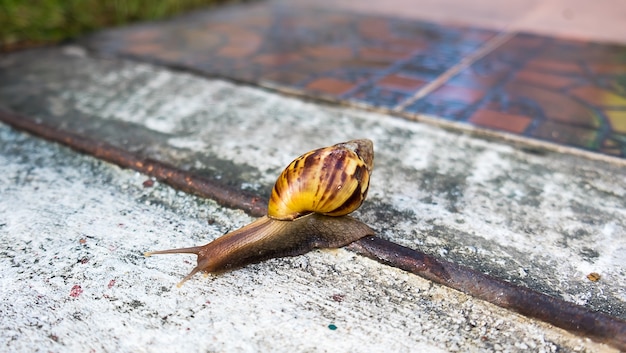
[84,1,626,158]
[406,33,626,156]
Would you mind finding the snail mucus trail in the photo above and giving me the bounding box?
[146,139,375,286]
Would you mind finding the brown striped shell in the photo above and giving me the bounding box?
[268,139,374,221]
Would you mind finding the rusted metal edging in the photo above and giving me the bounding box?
[1,110,624,350]
[346,237,626,350]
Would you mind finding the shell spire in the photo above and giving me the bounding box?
[268,139,374,221]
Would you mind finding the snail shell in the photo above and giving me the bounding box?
[146,139,375,286]
[269,139,373,220]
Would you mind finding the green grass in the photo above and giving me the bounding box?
[0,0,225,50]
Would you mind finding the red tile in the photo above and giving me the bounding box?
[514,70,578,90]
[216,32,263,58]
[295,60,351,74]
[302,46,354,60]
[378,74,426,91]
[306,78,356,95]
[469,109,532,133]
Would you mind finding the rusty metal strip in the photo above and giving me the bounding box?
[346,237,626,350]
[1,109,624,350]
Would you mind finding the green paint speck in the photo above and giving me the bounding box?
[328,324,337,330]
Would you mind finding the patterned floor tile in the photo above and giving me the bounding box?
[83,2,626,158]
[406,33,626,157]
[85,2,497,108]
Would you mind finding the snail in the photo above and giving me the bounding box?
[146,139,375,286]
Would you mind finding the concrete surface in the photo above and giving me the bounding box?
[0,121,615,353]
[0,47,624,352]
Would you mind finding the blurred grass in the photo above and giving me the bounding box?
[0,0,227,51]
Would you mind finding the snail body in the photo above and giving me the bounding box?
[146,139,374,286]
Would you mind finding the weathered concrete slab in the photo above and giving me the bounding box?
[0,123,615,353]
[1,47,624,324]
